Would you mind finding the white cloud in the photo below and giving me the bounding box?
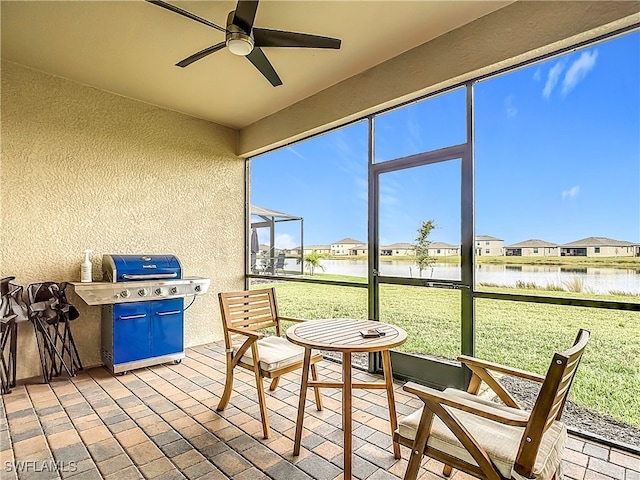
[533,68,541,82]
[543,61,565,98]
[561,50,598,97]
[562,185,580,200]
[257,231,297,249]
[504,95,517,118]
[257,230,269,245]
[380,193,399,206]
[380,183,399,206]
[407,114,423,143]
[285,146,305,160]
[275,233,297,249]
[355,177,368,203]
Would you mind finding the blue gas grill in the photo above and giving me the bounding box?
[73,254,209,374]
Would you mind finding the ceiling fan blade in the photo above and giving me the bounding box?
[253,28,341,49]
[176,42,226,68]
[146,0,226,34]
[246,47,282,87]
[232,0,259,34]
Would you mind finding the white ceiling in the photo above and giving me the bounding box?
[1,1,511,130]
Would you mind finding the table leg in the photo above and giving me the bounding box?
[382,349,401,459]
[293,347,312,456]
[342,351,352,479]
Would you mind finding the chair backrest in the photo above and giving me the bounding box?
[218,288,281,349]
[514,329,590,477]
[1,277,29,323]
[275,253,285,268]
[27,281,80,323]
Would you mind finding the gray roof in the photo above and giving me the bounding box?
[476,235,502,241]
[383,243,414,249]
[303,245,331,250]
[430,242,459,248]
[333,238,364,244]
[562,236,637,247]
[507,239,558,248]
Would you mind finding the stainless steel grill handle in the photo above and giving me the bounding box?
[121,273,178,280]
[155,310,182,316]
[118,314,147,320]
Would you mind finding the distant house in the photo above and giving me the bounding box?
[561,237,638,257]
[380,243,415,256]
[331,238,365,256]
[475,235,504,256]
[428,242,460,256]
[258,243,271,255]
[302,245,332,255]
[505,239,559,257]
[349,244,368,256]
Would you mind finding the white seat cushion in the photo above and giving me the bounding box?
[235,335,306,372]
[398,389,566,480]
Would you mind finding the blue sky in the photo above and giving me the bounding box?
[251,30,639,249]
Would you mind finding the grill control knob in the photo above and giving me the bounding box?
[138,288,148,297]
[154,288,163,296]
[169,286,178,295]
[194,285,202,292]
[120,290,131,299]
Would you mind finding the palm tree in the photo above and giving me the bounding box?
[303,251,326,276]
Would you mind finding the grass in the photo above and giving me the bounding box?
[252,276,640,429]
[515,280,539,289]
[609,290,639,297]
[477,276,639,298]
[477,255,640,268]
[563,276,588,293]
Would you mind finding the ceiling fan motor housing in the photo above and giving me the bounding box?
[226,11,254,56]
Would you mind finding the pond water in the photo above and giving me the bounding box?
[290,259,640,296]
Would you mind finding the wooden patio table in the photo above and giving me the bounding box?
[286,318,407,479]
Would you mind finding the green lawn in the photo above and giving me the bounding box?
[253,277,640,428]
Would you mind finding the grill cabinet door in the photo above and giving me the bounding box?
[113,302,151,363]
[151,298,184,357]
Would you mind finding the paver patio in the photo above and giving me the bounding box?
[1,342,638,479]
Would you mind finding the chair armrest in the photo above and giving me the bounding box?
[458,355,545,383]
[227,326,264,339]
[277,316,307,323]
[403,382,528,427]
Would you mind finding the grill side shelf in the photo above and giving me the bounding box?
[70,277,210,306]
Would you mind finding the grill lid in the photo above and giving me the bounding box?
[103,254,182,283]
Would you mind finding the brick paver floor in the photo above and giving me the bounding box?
[1,342,638,479]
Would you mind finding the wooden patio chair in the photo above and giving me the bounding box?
[395,329,590,480]
[217,287,323,439]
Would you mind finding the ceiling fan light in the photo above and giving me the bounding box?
[227,34,254,56]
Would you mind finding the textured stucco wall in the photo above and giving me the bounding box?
[1,60,244,381]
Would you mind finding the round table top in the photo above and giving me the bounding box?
[286,318,407,353]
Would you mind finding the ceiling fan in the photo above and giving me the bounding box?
[147,0,342,87]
